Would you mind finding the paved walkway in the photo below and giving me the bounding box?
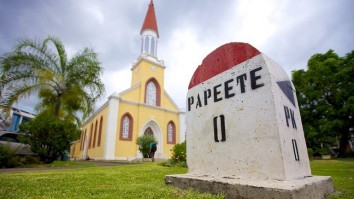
[0,160,127,173]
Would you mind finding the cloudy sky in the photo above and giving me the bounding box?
[0,0,353,114]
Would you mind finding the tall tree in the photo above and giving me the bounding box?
[0,36,105,123]
[292,50,354,156]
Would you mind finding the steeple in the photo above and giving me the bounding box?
[140,0,159,37]
[140,0,159,57]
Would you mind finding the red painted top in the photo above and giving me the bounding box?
[140,0,159,37]
[188,42,261,89]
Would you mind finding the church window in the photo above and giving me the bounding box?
[120,113,133,141]
[144,37,149,53]
[167,121,176,144]
[146,81,157,106]
[80,129,86,151]
[145,78,161,106]
[97,116,103,146]
[144,127,153,135]
[93,120,98,148]
[89,123,93,148]
[151,37,155,55]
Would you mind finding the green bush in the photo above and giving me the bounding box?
[171,141,186,163]
[136,134,157,159]
[19,113,81,164]
[0,145,15,168]
[160,141,187,167]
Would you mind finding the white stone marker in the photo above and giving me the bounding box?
[165,42,334,199]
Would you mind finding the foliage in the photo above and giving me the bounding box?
[136,134,157,158]
[19,113,80,164]
[292,49,354,157]
[5,155,41,168]
[0,145,41,168]
[171,141,186,163]
[316,147,332,156]
[0,144,15,168]
[0,35,105,124]
[160,141,187,167]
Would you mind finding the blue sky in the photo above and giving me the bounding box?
[0,0,353,113]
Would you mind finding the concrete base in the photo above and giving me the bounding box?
[165,174,334,199]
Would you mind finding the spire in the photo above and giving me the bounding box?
[140,0,159,37]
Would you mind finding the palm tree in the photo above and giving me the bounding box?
[0,36,105,123]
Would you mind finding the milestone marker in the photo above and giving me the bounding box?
[166,42,334,199]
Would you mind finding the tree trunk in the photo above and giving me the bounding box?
[339,131,349,157]
[54,94,62,117]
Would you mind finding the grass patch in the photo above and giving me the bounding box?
[0,159,352,198]
[0,162,221,198]
[18,160,97,168]
[311,158,354,199]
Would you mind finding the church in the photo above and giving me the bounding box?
[70,0,185,160]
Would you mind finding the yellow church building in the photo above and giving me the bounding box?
[70,0,185,161]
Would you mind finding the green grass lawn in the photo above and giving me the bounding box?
[0,159,352,199]
[310,158,354,199]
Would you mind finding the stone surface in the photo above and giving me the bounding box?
[166,42,335,198]
[165,174,335,199]
[186,42,311,180]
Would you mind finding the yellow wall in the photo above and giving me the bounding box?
[79,104,109,159]
[72,58,182,160]
[114,58,180,159]
[115,101,180,159]
[70,141,81,160]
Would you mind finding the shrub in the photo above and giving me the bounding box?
[0,145,15,168]
[19,114,80,164]
[171,141,186,163]
[160,141,187,168]
[136,134,157,159]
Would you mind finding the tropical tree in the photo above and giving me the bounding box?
[19,113,81,163]
[292,49,354,157]
[0,36,105,123]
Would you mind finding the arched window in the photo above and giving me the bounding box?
[151,37,155,55]
[167,121,176,144]
[93,120,98,148]
[80,129,85,151]
[97,116,103,147]
[144,127,153,136]
[81,129,87,151]
[120,113,133,141]
[144,37,149,53]
[89,124,93,148]
[145,78,161,106]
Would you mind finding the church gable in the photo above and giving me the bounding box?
[119,83,142,102]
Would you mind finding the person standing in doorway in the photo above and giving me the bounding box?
[149,141,157,162]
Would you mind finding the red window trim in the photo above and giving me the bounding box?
[119,113,133,141]
[144,78,161,106]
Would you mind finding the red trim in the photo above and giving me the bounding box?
[144,78,161,106]
[119,113,133,141]
[167,121,176,144]
[188,42,261,89]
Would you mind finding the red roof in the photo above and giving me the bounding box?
[188,43,261,89]
[140,0,159,37]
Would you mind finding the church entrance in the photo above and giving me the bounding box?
[138,120,163,159]
[144,127,153,135]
